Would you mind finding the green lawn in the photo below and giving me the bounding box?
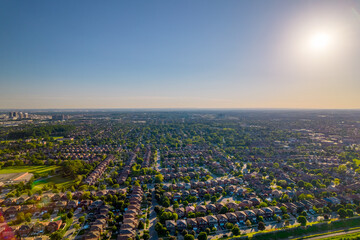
[32,175,75,191]
[52,136,64,140]
[320,231,360,240]
[0,165,59,174]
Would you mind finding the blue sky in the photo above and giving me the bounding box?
[1,0,360,109]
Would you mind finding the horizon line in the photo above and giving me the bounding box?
[1,107,360,112]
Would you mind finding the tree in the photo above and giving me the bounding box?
[297,180,305,188]
[232,225,241,236]
[338,208,347,218]
[154,206,163,214]
[225,222,234,230]
[25,213,32,222]
[282,194,290,202]
[337,164,347,174]
[143,233,150,240]
[50,231,63,240]
[346,209,354,217]
[204,194,210,201]
[258,221,266,231]
[280,206,287,214]
[66,191,72,200]
[155,222,167,236]
[16,212,25,223]
[0,215,4,223]
[79,216,85,223]
[198,232,207,240]
[324,206,331,213]
[297,216,307,226]
[138,221,145,229]
[181,229,188,236]
[74,224,80,230]
[245,219,252,227]
[184,234,195,240]
[155,174,164,183]
[67,212,74,219]
[304,182,313,190]
[220,206,228,214]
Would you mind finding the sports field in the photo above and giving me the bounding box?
[32,175,75,191]
[0,165,59,174]
[0,165,75,191]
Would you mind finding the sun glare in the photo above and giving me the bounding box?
[309,32,333,52]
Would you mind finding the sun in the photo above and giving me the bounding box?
[308,32,333,52]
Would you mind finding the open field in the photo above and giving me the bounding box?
[32,175,75,191]
[296,227,360,240]
[0,172,34,184]
[310,229,360,240]
[0,165,59,175]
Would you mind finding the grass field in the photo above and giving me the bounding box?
[32,175,75,191]
[0,165,59,175]
[52,136,64,140]
[320,231,360,240]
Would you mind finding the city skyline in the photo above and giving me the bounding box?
[1,0,360,109]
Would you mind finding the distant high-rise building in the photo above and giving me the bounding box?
[52,114,69,121]
[8,111,29,120]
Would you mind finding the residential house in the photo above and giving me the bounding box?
[269,206,282,216]
[249,197,261,206]
[176,220,187,231]
[226,202,238,211]
[67,200,78,210]
[235,211,247,222]
[206,204,217,213]
[4,206,21,218]
[186,206,195,215]
[226,212,238,223]
[196,205,207,213]
[47,220,62,233]
[17,224,32,237]
[244,210,257,222]
[165,220,176,232]
[206,215,219,227]
[33,222,46,235]
[186,218,198,230]
[216,214,228,226]
[175,208,185,218]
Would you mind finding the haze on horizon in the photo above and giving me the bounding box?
[1,0,360,109]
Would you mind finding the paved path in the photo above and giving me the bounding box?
[303,229,360,240]
[154,149,161,172]
[149,189,159,240]
[63,211,82,240]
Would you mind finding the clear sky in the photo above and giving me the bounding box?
[1,0,360,109]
